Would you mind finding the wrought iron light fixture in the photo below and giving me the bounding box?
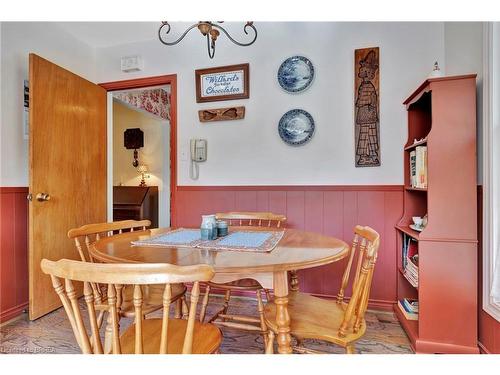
[158,21,257,59]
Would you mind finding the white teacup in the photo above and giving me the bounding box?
[412,216,423,227]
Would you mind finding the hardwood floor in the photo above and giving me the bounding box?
[0,294,412,354]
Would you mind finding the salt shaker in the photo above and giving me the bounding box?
[217,220,229,237]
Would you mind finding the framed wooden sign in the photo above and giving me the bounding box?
[195,63,249,103]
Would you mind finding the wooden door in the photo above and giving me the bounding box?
[29,54,107,319]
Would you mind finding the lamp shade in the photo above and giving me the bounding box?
[137,165,148,173]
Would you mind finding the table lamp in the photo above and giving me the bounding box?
[137,164,149,187]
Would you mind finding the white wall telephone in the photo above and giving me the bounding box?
[190,138,207,180]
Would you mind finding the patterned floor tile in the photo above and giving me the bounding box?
[0,294,412,354]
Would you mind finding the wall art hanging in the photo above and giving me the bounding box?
[198,106,245,122]
[278,109,315,146]
[23,79,29,140]
[354,47,380,167]
[195,63,249,103]
[277,56,314,93]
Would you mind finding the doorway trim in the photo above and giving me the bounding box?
[99,74,178,226]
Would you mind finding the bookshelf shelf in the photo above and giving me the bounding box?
[395,225,420,240]
[404,138,427,151]
[405,186,427,192]
[395,74,479,354]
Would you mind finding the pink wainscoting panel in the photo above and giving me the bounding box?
[479,309,500,353]
[174,185,404,309]
[0,187,29,323]
[1,192,16,313]
[286,191,305,229]
[256,191,269,212]
[235,191,258,212]
[268,191,287,216]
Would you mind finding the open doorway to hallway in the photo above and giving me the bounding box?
[110,85,171,227]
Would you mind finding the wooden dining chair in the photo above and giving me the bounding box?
[41,258,222,354]
[262,225,380,354]
[199,211,287,347]
[67,220,188,352]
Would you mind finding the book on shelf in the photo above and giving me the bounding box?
[409,150,417,187]
[401,234,418,268]
[401,234,419,287]
[405,257,418,275]
[398,299,419,320]
[402,298,419,313]
[409,146,427,188]
[405,255,419,285]
[403,269,418,288]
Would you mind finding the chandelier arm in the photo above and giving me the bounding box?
[158,23,199,46]
[211,23,257,47]
[206,34,215,59]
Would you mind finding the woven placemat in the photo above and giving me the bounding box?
[131,228,285,253]
[195,230,285,253]
[131,228,202,248]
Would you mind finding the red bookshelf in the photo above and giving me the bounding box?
[395,75,479,353]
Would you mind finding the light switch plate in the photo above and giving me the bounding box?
[180,146,188,162]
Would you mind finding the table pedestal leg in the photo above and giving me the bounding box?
[273,271,292,354]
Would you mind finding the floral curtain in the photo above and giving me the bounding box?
[113,88,170,120]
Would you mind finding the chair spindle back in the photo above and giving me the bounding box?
[215,212,286,228]
[67,220,151,305]
[67,220,151,263]
[41,259,214,354]
[336,225,380,337]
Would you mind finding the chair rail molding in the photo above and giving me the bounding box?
[482,21,500,322]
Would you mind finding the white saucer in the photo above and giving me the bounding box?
[409,224,424,232]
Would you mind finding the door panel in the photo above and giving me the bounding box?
[29,54,107,319]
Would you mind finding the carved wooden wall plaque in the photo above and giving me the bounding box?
[198,106,245,122]
[354,47,380,167]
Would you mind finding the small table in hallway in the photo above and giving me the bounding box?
[90,226,349,354]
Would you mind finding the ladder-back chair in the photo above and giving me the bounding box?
[41,259,222,354]
[262,225,380,354]
[199,212,287,348]
[67,220,188,351]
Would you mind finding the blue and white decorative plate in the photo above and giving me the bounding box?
[278,109,315,146]
[277,56,314,93]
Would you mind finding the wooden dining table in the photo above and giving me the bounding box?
[89,226,349,354]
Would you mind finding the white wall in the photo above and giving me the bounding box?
[444,22,484,183]
[96,22,445,186]
[6,22,482,187]
[112,100,170,226]
[0,22,96,186]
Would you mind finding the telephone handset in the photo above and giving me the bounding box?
[190,139,207,180]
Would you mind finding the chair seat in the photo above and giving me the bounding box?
[208,278,262,291]
[120,318,222,354]
[94,284,186,317]
[263,292,366,347]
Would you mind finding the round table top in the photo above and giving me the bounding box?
[90,227,349,274]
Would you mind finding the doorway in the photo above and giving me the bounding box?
[100,75,178,228]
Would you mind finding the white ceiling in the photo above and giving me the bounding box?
[56,22,161,48]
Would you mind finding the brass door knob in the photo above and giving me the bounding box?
[36,193,51,202]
